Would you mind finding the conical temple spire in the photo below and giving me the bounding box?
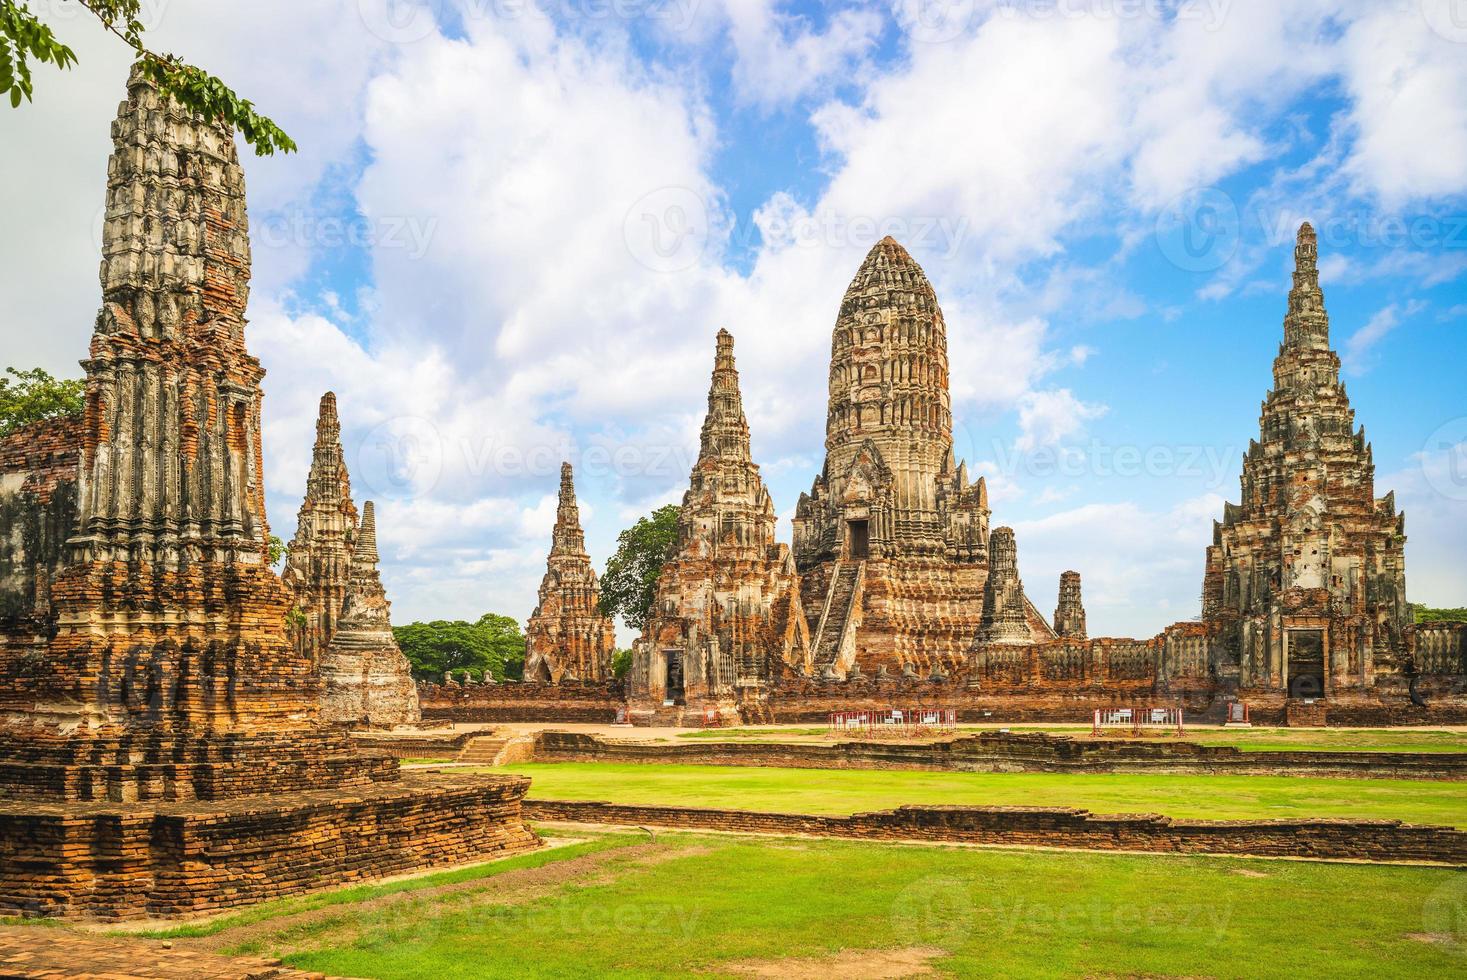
[551,462,588,557]
[1283,221,1329,351]
[354,501,380,567]
[304,391,352,509]
[698,329,753,465]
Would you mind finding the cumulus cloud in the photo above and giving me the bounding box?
[3,0,1463,634]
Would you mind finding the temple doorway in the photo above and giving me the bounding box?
[1288,630,1325,699]
[848,519,870,560]
[663,649,685,706]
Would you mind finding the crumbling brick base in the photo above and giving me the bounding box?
[0,771,540,920]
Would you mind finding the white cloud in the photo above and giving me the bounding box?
[1014,389,1108,452]
[721,0,883,107]
[1342,299,1427,374]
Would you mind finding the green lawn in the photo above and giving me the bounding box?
[241,830,1465,979]
[677,724,1467,753]
[494,761,1467,826]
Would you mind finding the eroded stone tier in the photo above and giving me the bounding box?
[0,67,325,738]
[523,462,616,682]
[791,239,1022,676]
[793,236,989,564]
[630,330,810,722]
[1202,223,1409,696]
[1054,571,1087,640]
[977,528,1036,646]
[281,392,358,665]
[320,502,421,726]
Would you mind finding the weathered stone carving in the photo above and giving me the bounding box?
[320,502,421,726]
[1202,222,1410,697]
[628,330,810,724]
[281,392,358,666]
[976,528,1033,646]
[1054,570,1087,640]
[524,462,616,683]
[793,237,1043,676]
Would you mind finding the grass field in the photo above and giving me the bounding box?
[491,761,1467,826]
[84,829,1462,978]
[676,725,1467,753]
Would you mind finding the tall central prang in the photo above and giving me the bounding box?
[793,238,1040,677]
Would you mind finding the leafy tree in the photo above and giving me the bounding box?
[1,0,295,155]
[598,504,680,633]
[394,615,527,681]
[0,367,84,436]
[1415,606,1467,624]
[610,648,633,680]
[266,534,286,568]
[476,612,526,680]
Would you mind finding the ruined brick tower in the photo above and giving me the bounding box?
[524,462,617,682]
[32,66,317,734]
[1054,571,1087,640]
[794,237,1031,676]
[282,392,358,666]
[0,68,537,919]
[320,501,421,726]
[1202,222,1409,698]
[974,527,1049,646]
[629,330,810,724]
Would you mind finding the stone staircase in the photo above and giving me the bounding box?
[812,561,864,675]
[455,732,535,765]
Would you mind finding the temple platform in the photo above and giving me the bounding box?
[0,770,540,920]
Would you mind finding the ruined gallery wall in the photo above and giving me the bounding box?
[523,799,1467,865]
[418,679,624,723]
[0,417,79,634]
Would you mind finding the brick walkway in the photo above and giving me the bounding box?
[0,927,329,979]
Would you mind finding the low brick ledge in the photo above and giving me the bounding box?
[530,730,1467,781]
[523,799,1467,865]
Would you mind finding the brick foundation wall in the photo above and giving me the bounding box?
[529,730,1467,781]
[524,799,1467,865]
[418,680,624,723]
[0,772,540,919]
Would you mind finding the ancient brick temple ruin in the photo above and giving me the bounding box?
[1201,223,1410,699]
[282,393,357,667]
[0,68,536,919]
[283,392,420,725]
[524,462,617,682]
[792,237,1043,678]
[441,226,1463,728]
[628,330,811,724]
[319,502,421,726]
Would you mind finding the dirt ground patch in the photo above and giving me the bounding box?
[181,841,705,957]
[721,946,947,978]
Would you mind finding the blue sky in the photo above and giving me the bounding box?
[2,0,1464,641]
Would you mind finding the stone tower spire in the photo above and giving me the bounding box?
[282,392,359,664]
[628,330,809,722]
[1203,221,1408,696]
[320,501,421,726]
[823,236,953,527]
[1054,570,1087,640]
[43,64,317,731]
[977,527,1031,645]
[1283,222,1329,353]
[524,462,616,683]
[550,461,588,558]
[697,328,753,467]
